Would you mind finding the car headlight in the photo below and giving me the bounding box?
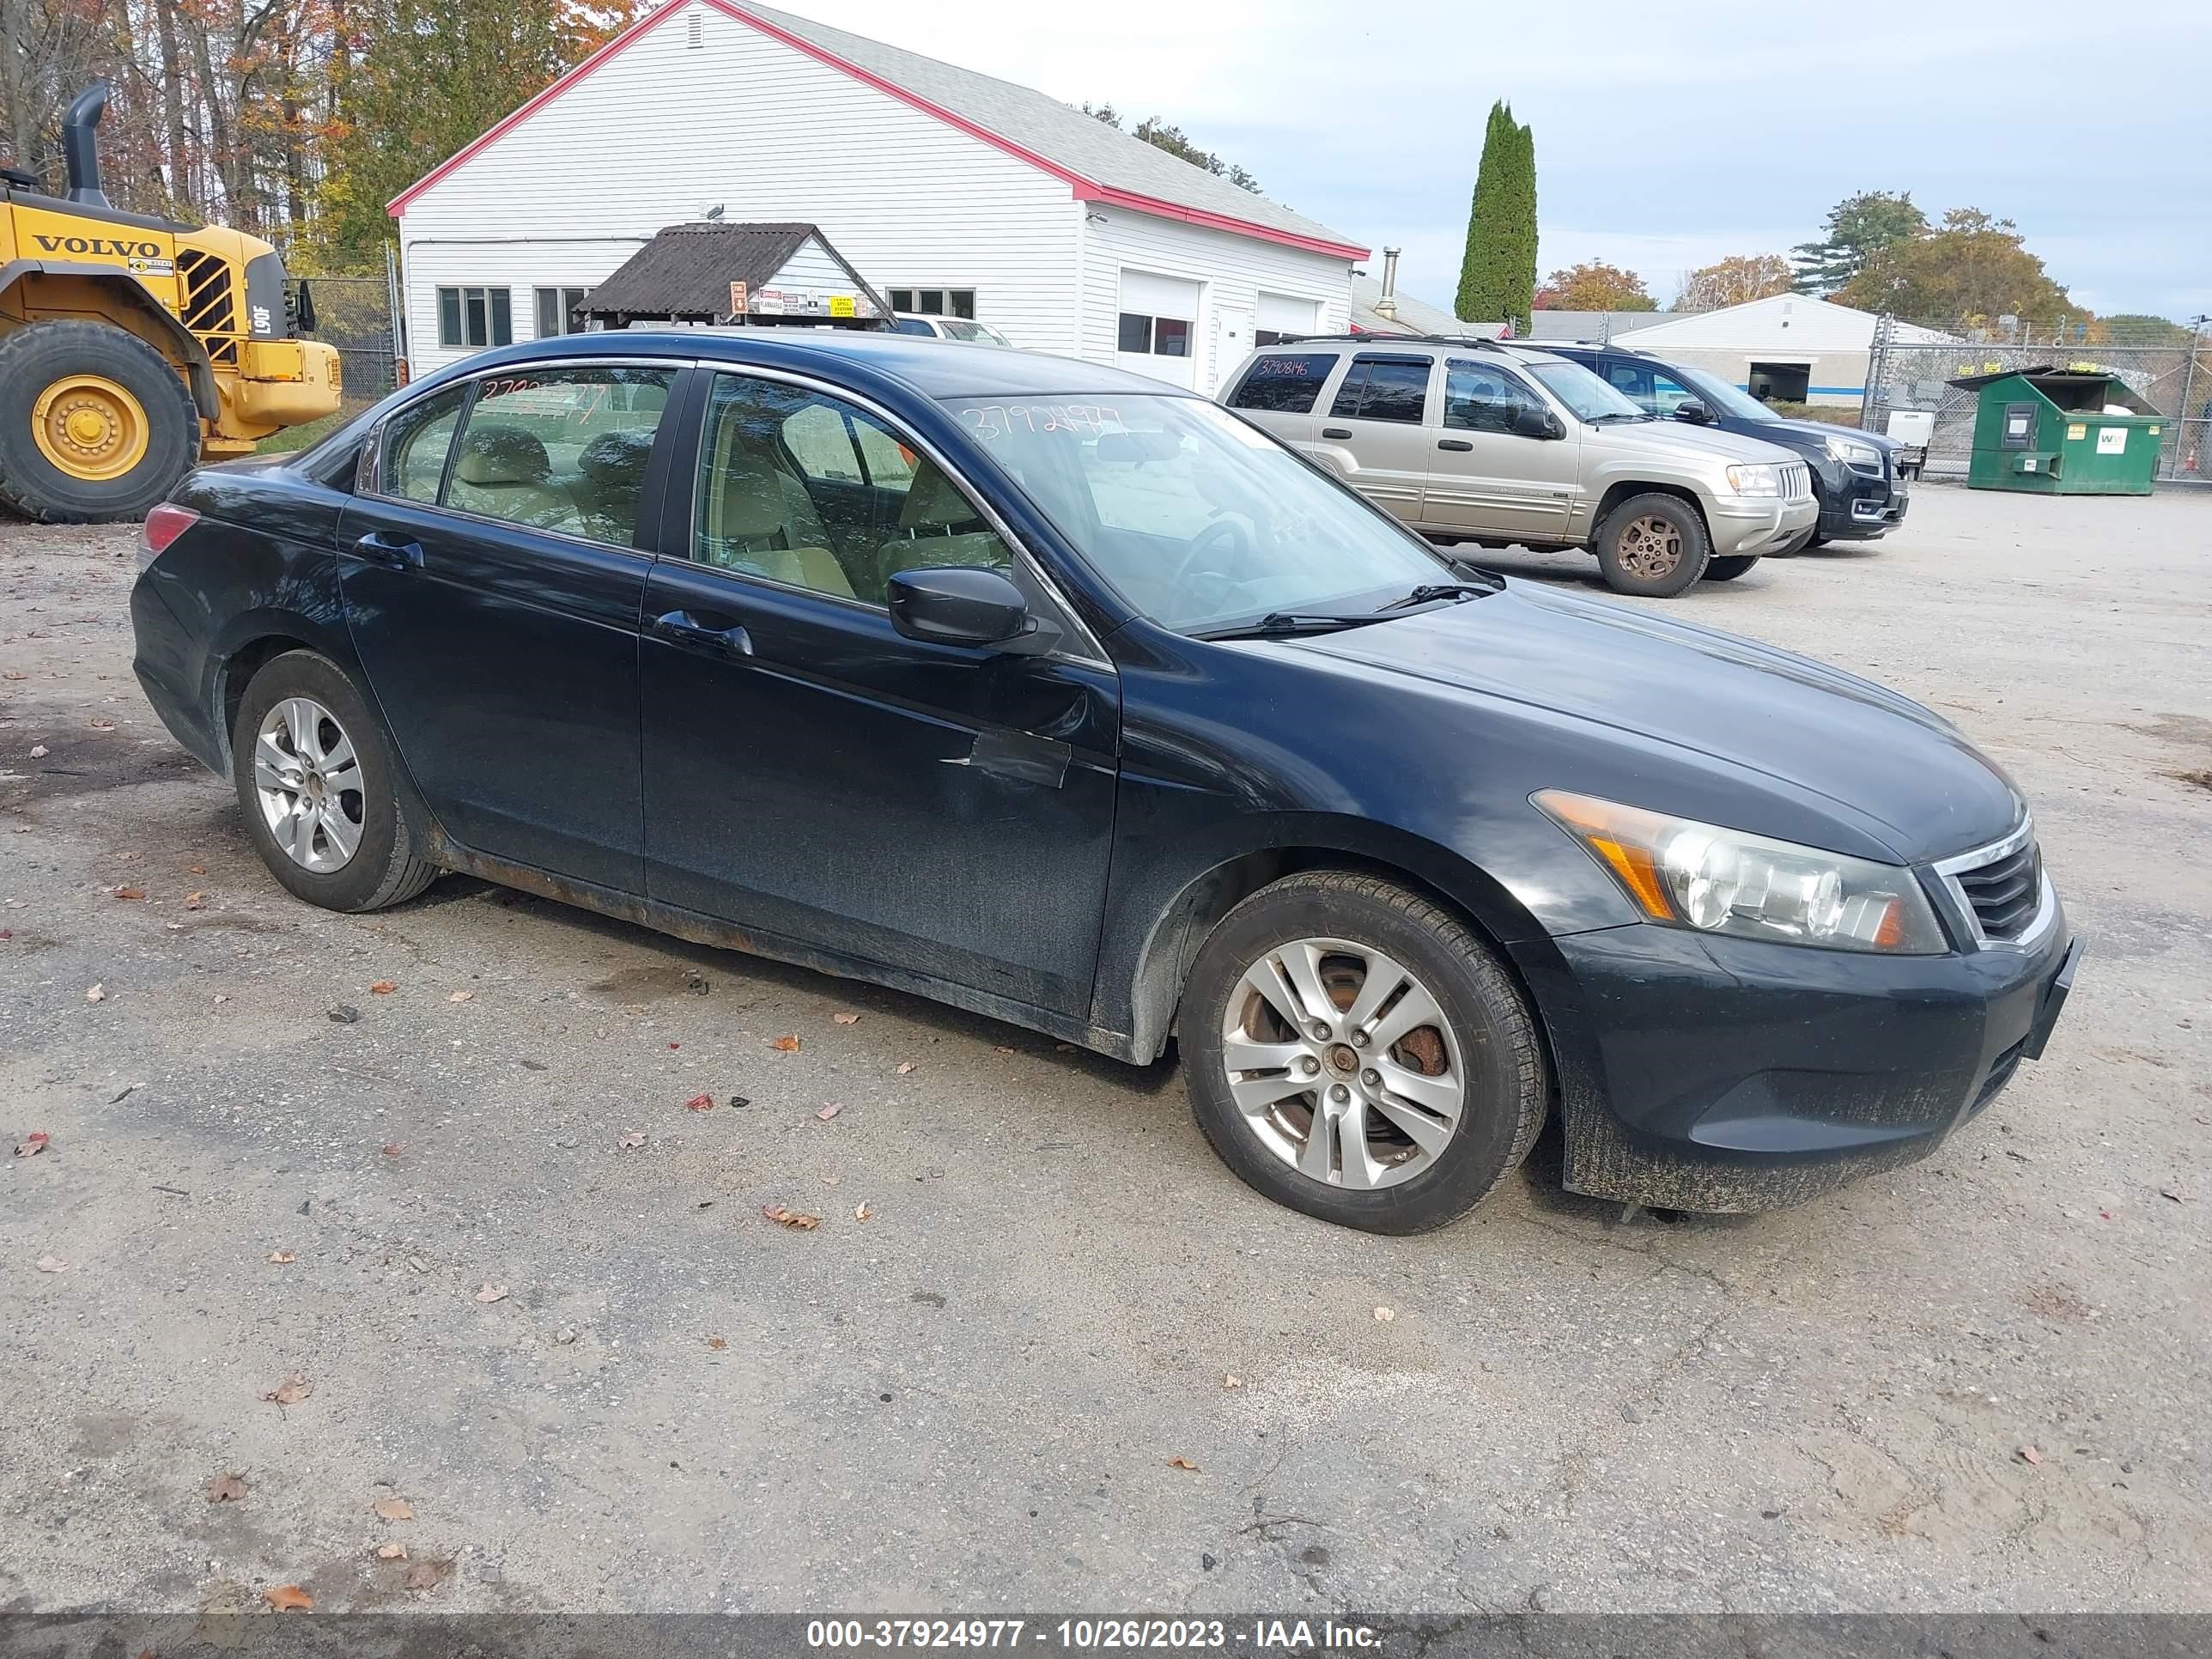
[1723,462,1780,495]
[1825,435,1881,471]
[1534,791,1948,954]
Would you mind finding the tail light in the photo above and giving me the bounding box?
[138,502,200,571]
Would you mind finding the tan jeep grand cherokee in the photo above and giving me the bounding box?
[1221,336,1817,598]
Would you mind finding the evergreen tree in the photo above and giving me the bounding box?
[1456,101,1535,334]
[1790,191,1927,295]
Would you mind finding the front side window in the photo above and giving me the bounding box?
[951,394,1447,635]
[437,286,513,350]
[1227,353,1339,415]
[443,366,672,544]
[1525,359,1648,423]
[693,374,1012,606]
[1330,357,1431,424]
[379,386,470,504]
[1442,361,1540,434]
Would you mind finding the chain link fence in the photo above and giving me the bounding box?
[301,274,400,405]
[1864,323,2209,484]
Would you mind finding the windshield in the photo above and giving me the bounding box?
[938,318,1007,346]
[947,395,1452,634]
[1526,360,1647,422]
[1673,363,1776,422]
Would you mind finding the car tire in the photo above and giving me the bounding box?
[1181,871,1547,1234]
[1804,532,1832,550]
[230,649,441,913]
[1702,554,1761,581]
[1593,493,1711,598]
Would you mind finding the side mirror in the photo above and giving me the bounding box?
[1673,398,1712,424]
[887,565,1034,649]
[1514,404,1565,441]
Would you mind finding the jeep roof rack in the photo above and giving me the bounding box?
[1278,331,1515,351]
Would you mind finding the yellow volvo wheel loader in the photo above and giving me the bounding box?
[0,82,342,522]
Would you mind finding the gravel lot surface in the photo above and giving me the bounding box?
[2,483,2207,1615]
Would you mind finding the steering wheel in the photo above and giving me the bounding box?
[1167,515,1255,601]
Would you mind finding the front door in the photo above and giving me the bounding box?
[1422,357,1582,544]
[1316,352,1436,522]
[337,362,678,890]
[638,369,1120,1019]
[1211,304,1253,397]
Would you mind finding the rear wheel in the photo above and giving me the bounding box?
[1702,554,1761,581]
[1182,872,1547,1234]
[0,320,200,522]
[1592,492,1711,598]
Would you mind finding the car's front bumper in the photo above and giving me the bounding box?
[1709,493,1820,557]
[1515,897,2077,1212]
[1818,465,1910,540]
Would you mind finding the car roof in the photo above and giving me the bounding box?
[1255,336,1578,369]
[435,327,1183,401]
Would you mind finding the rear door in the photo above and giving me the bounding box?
[337,362,680,891]
[1314,352,1436,522]
[1421,357,1582,544]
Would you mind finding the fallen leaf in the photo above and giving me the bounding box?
[820,1173,841,1186]
[259,1373,312,1406]
[87,718,116,732]
[474,1282,508,1304]
[993,1045,1015,1054]
[0,929,10,940]
[376,1543,407,1560]
[262,1585,312,1613]
[761,1204,820,1231]
[2161,1188,2188,1203]
[2019,1444,2044,1467]
[895,1060,918,1076]
[769,1034,801,1053]
[112,885,146,901]
[816,1103,842,1121]
[204,1473,249,1504]
[188,864,205,875]
[373,1497,416,1521]
[268,1249,296,1265]
[1167,1456,1200,1472]
[380,1141,403,1157]
[1,670,23,680]
[183,891,205,910]
[368,980,397,994]
[28,744,47,758]
[706,1335,727,1351]
[85,984,106,1002]
[1224,1374,1242,1389]
[447,989,473,1003]
[36,1255,68,1273]
[404,1558,449,1593]
[617,1132,647,1150]
[832,1012,860,1024]
[854,1202,872,1222]
[328,1005,361,1024]
[682,1093,714,1112]
[15,1132,49,1158]
[1372,1306,1395,1322]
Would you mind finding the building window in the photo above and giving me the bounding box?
[438,286,512,350]
[1117,313,1191,357]
[887,288,976,319]
[534,287,589,338]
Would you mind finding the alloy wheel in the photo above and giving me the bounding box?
[1616,514,1684,580]
[1219,936,1468,1189]
[252,696,365,873]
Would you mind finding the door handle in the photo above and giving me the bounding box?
[651,610,753,658]
[1437,438,1474,452]
[1322,427,1353,440]
[353,531,422,571]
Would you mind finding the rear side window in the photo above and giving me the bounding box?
[1227,353,1338,415]
[1330,357,1431,424]
[446,366,673,546]
[379,386,469,504]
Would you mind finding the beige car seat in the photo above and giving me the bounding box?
[878,463,1010,592]
[698,423,854,599]
[446,425,583,534]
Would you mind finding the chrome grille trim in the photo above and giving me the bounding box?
[1933,816,2058,952]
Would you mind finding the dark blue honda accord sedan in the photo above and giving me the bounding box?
[128,330,2079,1232]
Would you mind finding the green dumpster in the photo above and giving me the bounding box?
[1949,363,2163,495]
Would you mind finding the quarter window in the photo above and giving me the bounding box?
[1442,361,1540,434]
[1226,353,1339,415]
[437,286,512,350]
[379,386,469,505]
[443,366,672,545]
[1330,357,1431,424]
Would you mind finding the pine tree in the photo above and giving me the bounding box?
[1456,102,1535,335]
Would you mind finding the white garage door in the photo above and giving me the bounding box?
[1257,291,1319,343]
[1115,270,1200,390]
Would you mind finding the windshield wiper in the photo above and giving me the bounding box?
[1587,410,1655,424]
[1376,581,1493,613]
[1191,611,1386,641]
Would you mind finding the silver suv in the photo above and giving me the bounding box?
[1221,337,1818,597]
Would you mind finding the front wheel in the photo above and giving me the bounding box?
[1592,492,1711,598]
[1702,554,1761,581]
[0,320,202,522]
[1181,872,1547,1234]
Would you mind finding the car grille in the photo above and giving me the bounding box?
[1778,461,1813,501]
[1952,837,2043,941]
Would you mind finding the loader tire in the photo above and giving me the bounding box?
[0,320,201,523]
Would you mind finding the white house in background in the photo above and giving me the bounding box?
[387,0,1365,392]
[1589,295,1955,410]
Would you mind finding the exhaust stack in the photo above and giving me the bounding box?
[62,82,111,207]
[1375,246,1400,321]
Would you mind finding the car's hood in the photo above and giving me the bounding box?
[1291,583,2021,861]
[1754,414,1900,454]
[1588,420,1804,467]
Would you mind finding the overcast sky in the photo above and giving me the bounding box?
[771,0,2210,323]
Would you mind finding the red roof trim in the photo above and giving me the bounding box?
[389,0,1369,262]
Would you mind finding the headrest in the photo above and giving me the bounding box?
[453,424,550,486]
[580,428,653,489]
[714,444,798,543]
[899,463,981,532]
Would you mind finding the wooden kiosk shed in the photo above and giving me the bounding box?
[577,222,891,331]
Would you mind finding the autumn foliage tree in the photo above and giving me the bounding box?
[1675,253,1794,313]
[1534,260,1656,312]
[1838,207,2081,331]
